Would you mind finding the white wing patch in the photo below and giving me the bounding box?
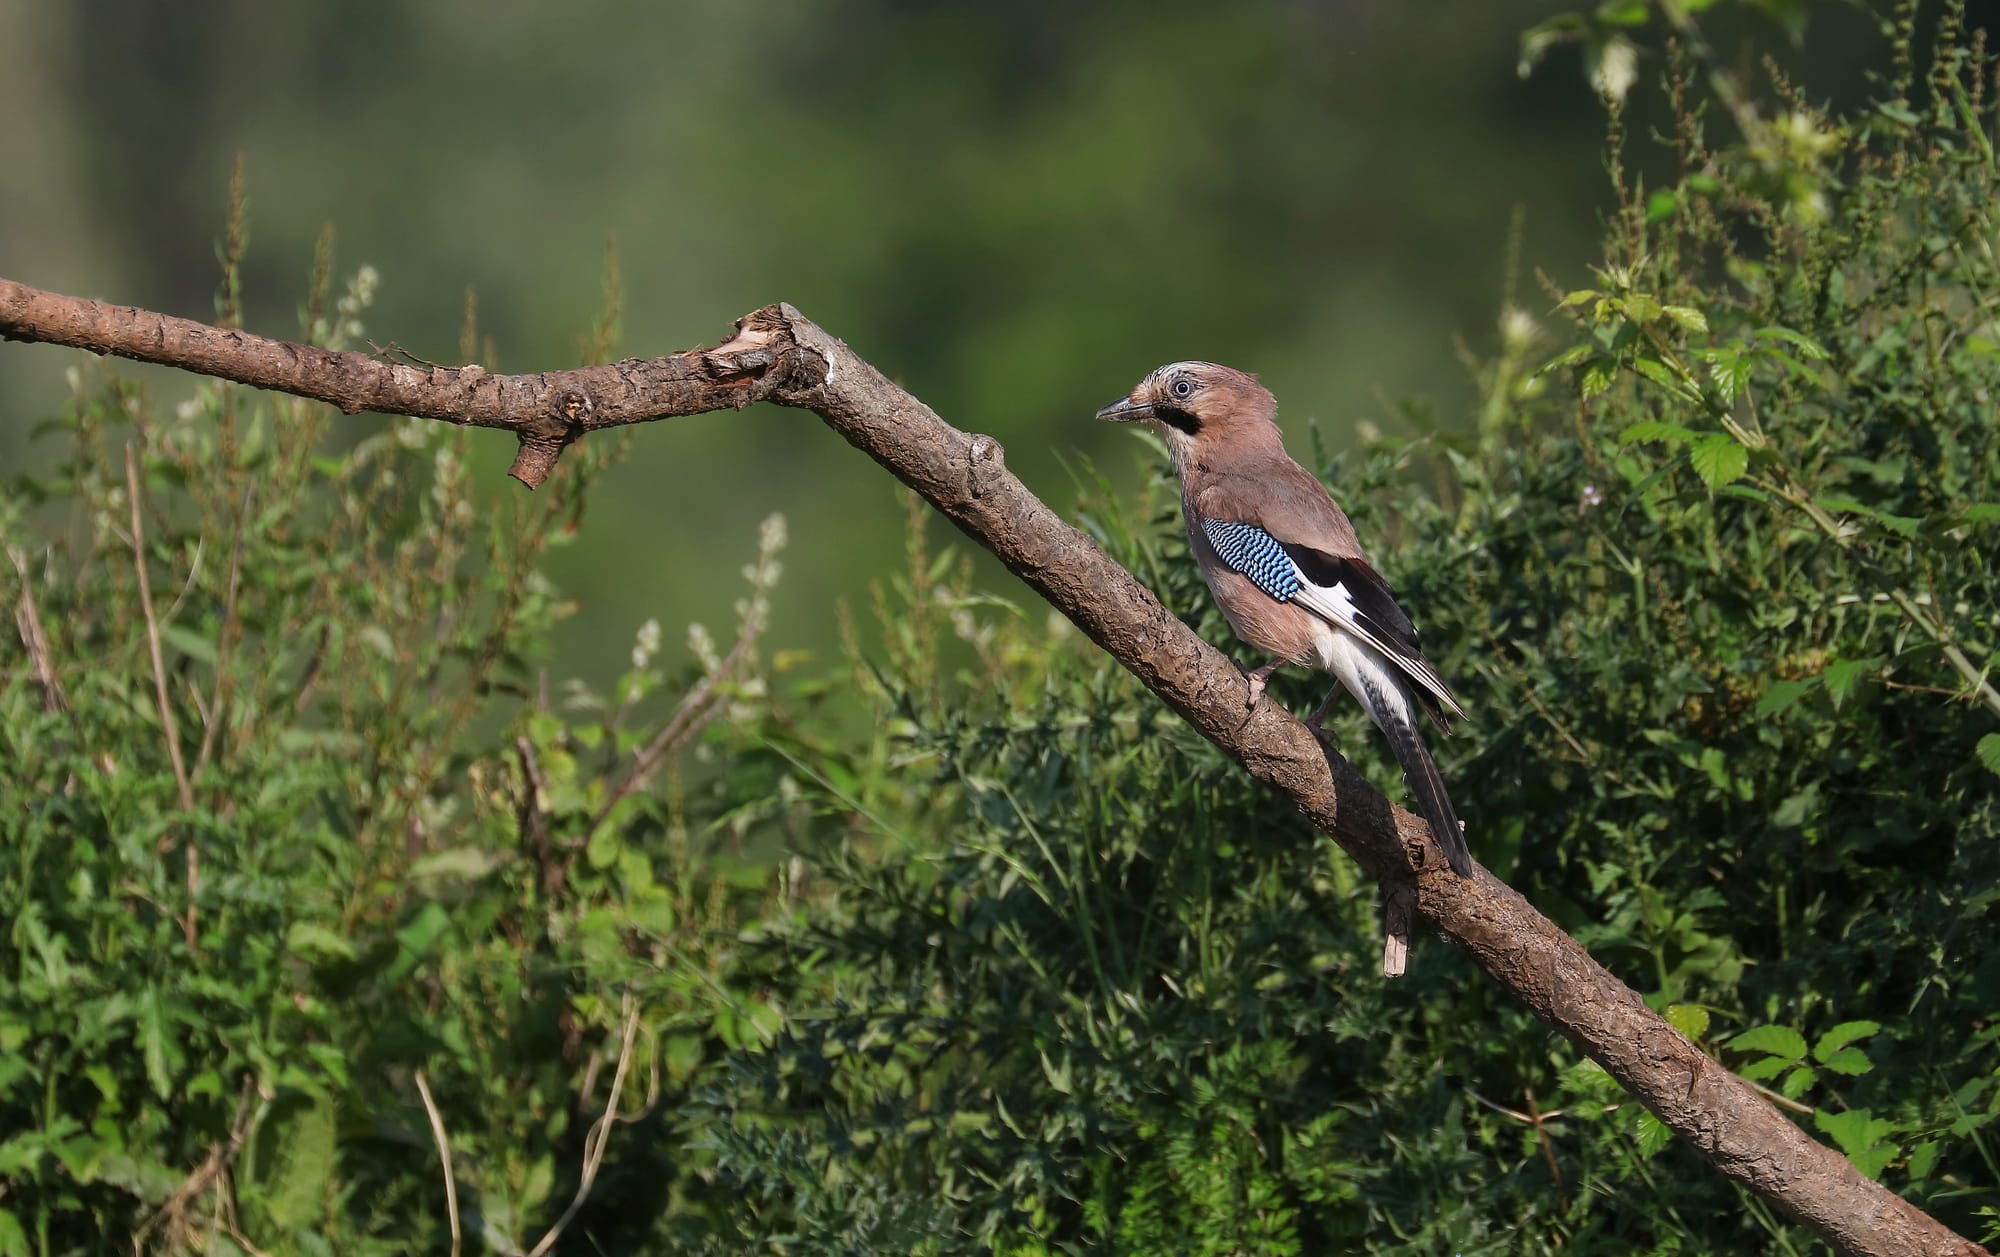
[1291,576,1464,720]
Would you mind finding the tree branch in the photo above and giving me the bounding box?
[0,276,1982,1257]
[0,278,784,488]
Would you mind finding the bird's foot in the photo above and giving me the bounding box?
[1304,685,1344,743]
[1237,659,1283,710]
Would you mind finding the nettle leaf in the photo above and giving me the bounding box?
[1689,434,1749,488]
[1755,324,1832,360]
[1756,677,1818,718]
[1813,1109,1901,1179]
[1580,358,1619,399]
[1780,1064,1818,1100]
[1813,1020,1882,1062]
[1537,343,1596,375]
[1708,352,1751,404]
[1665,1004,1711,1040]
[1661,305,1709,334]
[1738,1055,1790,1083]
[1620,292,1664,325]
[1977,733,2000,777]
[1819,1047,1873,1076]
[1630,355,1696,399]
[1821,657,1881,706]
[1630,1108,1673,1160]
[1729,1024,1808,1061]
[246,1091,337,1233]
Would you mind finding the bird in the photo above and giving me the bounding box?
[1097,361,1474,878]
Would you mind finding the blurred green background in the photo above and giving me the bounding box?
[0,1,1855,685]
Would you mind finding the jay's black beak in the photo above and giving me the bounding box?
[1095,396,1154,423]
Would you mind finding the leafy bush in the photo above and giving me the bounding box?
[2,5,1998,1255]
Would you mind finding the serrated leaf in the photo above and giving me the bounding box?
[1813,1020,1882,1061]
[1821,657,1879,706]
[1665,1004,1711,1040]
[1780,1064,1818,1099]
[1537,343,1596,374]
[0,1208,25,1257]
[1709,353,1751,404]
[1631,1108,1673,1159]
[1772,784,1821,829]
[245,1092,336,1232]
[1819,1047,1874,1076]
[1729,1024,1808,1061]
[1690,434,1749,488]
[1755,325,1831,360]
[1580,359,1617,400]
[1756,677,1818,718]
[1662,305,1709,333]
[1738,1055,1790,1082]
[1630,355,1694,398]
[1850,1141,1899,1179]
[1977,734,2000,777]
[1814,1108,1898,1167]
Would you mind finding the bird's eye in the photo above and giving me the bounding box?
[1171,377,1195,399]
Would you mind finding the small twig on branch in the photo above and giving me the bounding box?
[1381,884,1415,978]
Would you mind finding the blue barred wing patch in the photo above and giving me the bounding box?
[1201,518,1302,601]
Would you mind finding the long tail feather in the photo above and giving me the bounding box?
[1361,678,1473,877]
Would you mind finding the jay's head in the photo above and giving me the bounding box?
[1095,361,1282,467]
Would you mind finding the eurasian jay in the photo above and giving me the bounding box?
[1097,361,1474,878]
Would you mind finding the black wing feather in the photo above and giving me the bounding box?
[1281,542,1467,724]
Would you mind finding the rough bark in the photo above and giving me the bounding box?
[0,276,1984,1257]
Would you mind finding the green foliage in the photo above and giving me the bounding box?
[4,6,2000,1255]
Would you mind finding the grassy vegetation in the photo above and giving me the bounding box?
[1,4,1997,1253]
